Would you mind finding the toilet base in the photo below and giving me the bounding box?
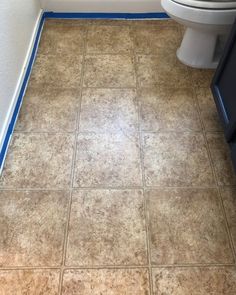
[177,28,219,69]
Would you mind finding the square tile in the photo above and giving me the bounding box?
[16,87,80,132]
[136,54,190,88]
[83,55,136,87]
[139,87,201,131]
[30,54,83,88]
[62,269,150,294]
[147,188,233,264]
[0,269,60,294]
[142,132,215,187]
[0,133,74,189]
[0,190,69,266]
[38,23,85,55]
[206,133,236,186]
[73,133,142,187]
[152,267,236,295]
[196,87,222,131]
[189,68,214,88]
[221,187,236,250]
[132,26,181,54]
[79,88,138,132]
[66,189,147,266]
[86,25,132,53]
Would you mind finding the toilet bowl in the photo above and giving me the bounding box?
[161,0,236,68]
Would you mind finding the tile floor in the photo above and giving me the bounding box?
[0,18,236,294]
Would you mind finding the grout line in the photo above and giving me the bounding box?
[1,263,235,271]
[58,26,89,295]
[3,185,236,191]
[131,25,154,295]
[191,82,236,265]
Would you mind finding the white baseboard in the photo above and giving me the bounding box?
[41,0,163,13]
[0,9,44,173]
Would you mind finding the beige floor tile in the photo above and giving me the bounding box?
[0,269,60,295]
[136,54,191,88]
[147,188,233,264]
[30,54,83,88]
[196,87,222,131]
[0,133,74,189]
[79,88,138,132]
[45,18,177,27]
[221,187,236,250]
[62,269,150,294]
[38,23,85,55]
[206,133,236,186]
[139,87,201,131]
[0,190,69,266]
[142,132,215,187]
[73,133,142,187]
[86,25,132,54]
[66,189,147,266]
[152,267,236,295]
[132,26,181,54]
[83,55,136,87]
[15,87,80,132]
[189,68,215,88]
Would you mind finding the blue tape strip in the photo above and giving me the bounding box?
[0,10,169,171]
[0,14,45,171]
[44,12,169,19]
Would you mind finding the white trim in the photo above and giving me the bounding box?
[0,9,44,173]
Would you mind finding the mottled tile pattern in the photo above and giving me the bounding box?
[139,87,201,131]
[190,68,215,88]
[83,55,136,87]
[153,267,236,295]
[62,269,150,294]
[221,187,236,251]
[73,133,142,187]
[196,87,222,131]
[16,87,80,132]
[0,270,60,294]
[66,189,147,266]
[206,133,236,186]
[136,54,191,88]
[0,190,69,266]
[0,133,74,189]
[142,132,215,186]
[147,188,233,264]
[38,23,85,55]
[30,54,83,88]
[87,25,132,53]
[80,88,138,132]
[132,25,181,53]
[1,19,236,294]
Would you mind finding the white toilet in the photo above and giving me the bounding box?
[161,0,236,68]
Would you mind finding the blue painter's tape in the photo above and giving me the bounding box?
[44,12,169,19]
[0,14,45,171]
[0,10,169,172]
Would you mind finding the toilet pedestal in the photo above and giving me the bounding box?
[177,27,219,69]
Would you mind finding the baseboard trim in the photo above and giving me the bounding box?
[0,11,45,173]
[0,10,169,173]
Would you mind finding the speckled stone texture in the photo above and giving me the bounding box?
[147,188,233,264]
[62,269,150,294]
[152,267,236,294]
[0,190,69,266]
[1,18,235,294]
[142,132,215,187]
[66,189,147,266]
[73,133,142,187]
[0,270,60,295]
